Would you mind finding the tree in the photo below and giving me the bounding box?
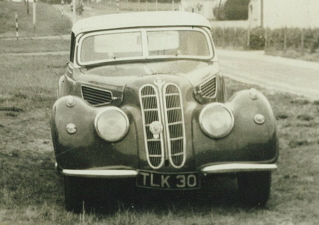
[224,0,250,20]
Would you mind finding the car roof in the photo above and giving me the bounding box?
[72,11,211,35]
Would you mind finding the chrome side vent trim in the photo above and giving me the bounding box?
[199,76,216,98]
[140,85,165,169]
[164,84,186,168]
[81,86,112,106]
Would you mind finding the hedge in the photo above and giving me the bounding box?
[211,27,319,54]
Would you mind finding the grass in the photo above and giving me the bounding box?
[0,1,71,53]
[0,39,69,53]
[1,54,319,224]
[0,1,71,37]
[0,2,319,225]
[265,48,319,63]
[88,0,180,12]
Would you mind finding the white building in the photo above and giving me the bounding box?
[181,0,319,29]
[249,0,319,28]
[179,0,226,20]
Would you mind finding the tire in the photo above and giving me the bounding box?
[64,176,84,213]
[237,171,271,206]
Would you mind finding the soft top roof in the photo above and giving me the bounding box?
[72,11,211,35]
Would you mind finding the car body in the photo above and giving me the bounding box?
[50,11,279,212]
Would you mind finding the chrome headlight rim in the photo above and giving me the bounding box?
[199,102,235,139]
[94,107,129,142]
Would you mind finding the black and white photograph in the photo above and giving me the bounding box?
[0,0,318,224]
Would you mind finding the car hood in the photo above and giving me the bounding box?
[74,60,220,90]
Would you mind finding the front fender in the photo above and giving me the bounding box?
[194,89,278,168]
[50,96,138,169]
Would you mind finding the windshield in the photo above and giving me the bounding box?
[78,28,213,65]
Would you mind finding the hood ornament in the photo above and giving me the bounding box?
[149,121,163,139]
[154,76,165,86]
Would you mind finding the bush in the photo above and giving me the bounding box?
[212,26,319,54]
[249,27,265,49]
[224,0,250,20]
[211,27,247,49]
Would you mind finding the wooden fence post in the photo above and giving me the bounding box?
[116,0,119,13]
[33,0,36,32]
[301,29,305,55]
[15,12,19,41]
[234,27,237,47]
[283,27,287,53]
[222,26,225,48]
[27,0,30,15]
[264,28,268,49]
[247,26,251,48]
[72,0,76,24]
[61,0,64,18]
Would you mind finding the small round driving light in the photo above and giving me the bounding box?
[66,123,77,134]
[199,103,234,138]
[254,114,265,125]
[94,107,129,142]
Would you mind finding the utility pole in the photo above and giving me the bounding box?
[27,0,30,15]
[260,0,264,28]
[73,0,76,24]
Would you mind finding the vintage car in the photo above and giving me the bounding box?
[50,11,279,212]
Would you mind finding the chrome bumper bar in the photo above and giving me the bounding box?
[201,163,277,174]
[62,163,277,178]
[63,169,138,178]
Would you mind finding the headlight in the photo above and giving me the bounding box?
[199,103,234,138]
[94,107,129,142]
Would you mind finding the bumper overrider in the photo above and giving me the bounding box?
[51,87,278,189]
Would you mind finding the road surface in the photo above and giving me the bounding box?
[217,49,319,100]
[8,5,319,101]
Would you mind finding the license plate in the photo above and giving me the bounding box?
[136,171,200,190]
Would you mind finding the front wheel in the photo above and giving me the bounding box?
[64,176,84,213]
[237,171,272,206]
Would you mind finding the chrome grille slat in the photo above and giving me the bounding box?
[168,121,183,125]
[82,86,112,105]
[170,137,184,141]
[140,85,165,169]
[167,107,182,111]
[171,152,184,156]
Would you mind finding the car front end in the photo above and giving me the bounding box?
[50,11,278,212]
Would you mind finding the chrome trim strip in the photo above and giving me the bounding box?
[154,79,170,163]
[201,164,277,174]
[77,27,213,66]
[63,169,138,178]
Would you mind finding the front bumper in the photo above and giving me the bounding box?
[62,163,277,178]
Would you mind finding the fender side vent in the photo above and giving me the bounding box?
[199,77,216,98]
[81,86,112,105]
